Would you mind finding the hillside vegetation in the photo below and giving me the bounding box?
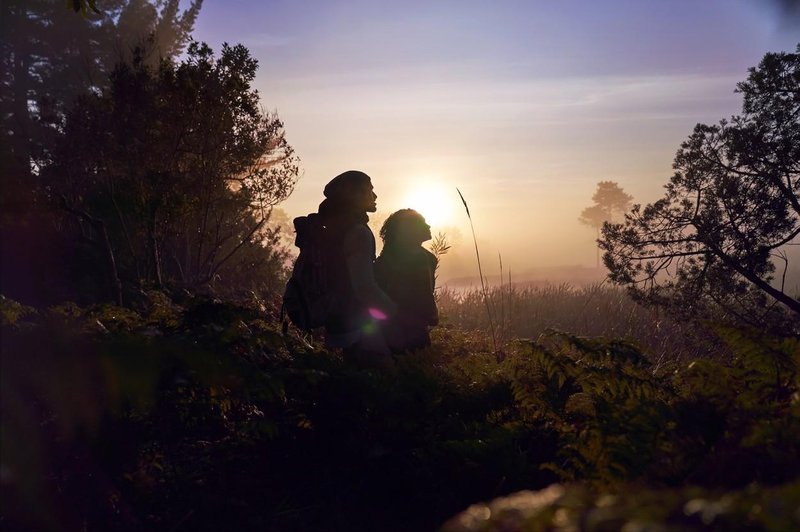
[2,290,798,531]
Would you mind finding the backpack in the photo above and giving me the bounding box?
[282,213,338,331]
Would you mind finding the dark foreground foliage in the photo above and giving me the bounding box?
[1,294,798,531]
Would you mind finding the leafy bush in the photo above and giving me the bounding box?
[1,294,797,531]
[443,481,800,531]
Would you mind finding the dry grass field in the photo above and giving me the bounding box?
[437,283,725,364]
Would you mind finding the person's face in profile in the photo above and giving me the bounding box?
[399,216,431,246]
[355,181,377,213]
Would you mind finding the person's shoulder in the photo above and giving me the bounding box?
[421,248,437,265]
[405,247,437,271]
[342,223,374,251]
[345,223,374,241]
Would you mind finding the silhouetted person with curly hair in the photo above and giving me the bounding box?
[374,209,438,352]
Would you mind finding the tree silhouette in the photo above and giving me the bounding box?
[1,0,201,186]
[43,42,299,302]
[579,181,633,267]
[601,45,800,330]
[0,0,202,304]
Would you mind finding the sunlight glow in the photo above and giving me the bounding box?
[401,181,456,228]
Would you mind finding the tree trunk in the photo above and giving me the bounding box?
[197,217,267,286]
[707,240,800,316]
[596,226,600,269]
[99,221,124,306]
[11,49,32,182]
[60,200,123,305]
[147,207,163,288]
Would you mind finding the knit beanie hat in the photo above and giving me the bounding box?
[323,170,372,201]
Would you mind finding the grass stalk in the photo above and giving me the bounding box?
[499,252,506,347]
[457,188,499,358]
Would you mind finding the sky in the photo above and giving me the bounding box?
[192,0,798,282]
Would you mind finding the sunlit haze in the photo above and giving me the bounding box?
[400,179,457,228]
[193,0,798,283]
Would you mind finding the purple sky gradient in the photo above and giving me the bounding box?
[193,1,798,277]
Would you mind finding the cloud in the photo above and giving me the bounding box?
[263,69,742,131]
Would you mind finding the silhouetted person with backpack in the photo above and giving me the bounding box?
[374,209,438,352]
[284,170,396,367]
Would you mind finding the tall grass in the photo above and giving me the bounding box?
[437,283,725,363]
[456,188,499,357]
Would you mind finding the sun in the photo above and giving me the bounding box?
[401,182,457,229]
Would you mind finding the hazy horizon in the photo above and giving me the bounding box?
[193,1,799,281]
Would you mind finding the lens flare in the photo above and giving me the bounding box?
[368,307,388,320]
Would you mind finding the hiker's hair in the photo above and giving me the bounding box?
[380,209,425,247]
